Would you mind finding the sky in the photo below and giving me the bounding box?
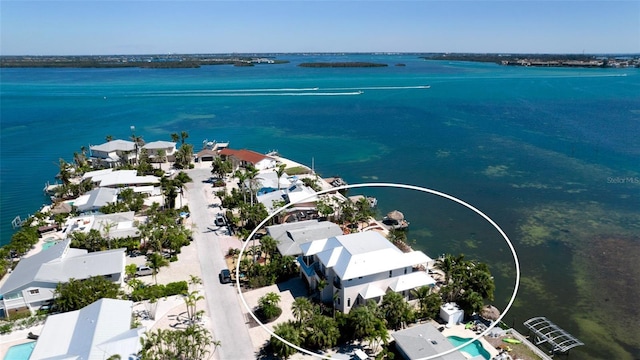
[1,1,638,55]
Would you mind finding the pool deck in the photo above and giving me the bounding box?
[441,323,501,359]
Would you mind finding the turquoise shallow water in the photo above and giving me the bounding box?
[1,54,639,359]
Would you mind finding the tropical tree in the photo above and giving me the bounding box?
[53,276,124,313]
[412,286,442,320]
[270,321,301,360]
[180,131,189,145]
[139,324,219,360]
[244,164,260,205]
[305,313,340,350]
[146,252,169,285]
[211,156,232,180]
[233,169,249,203]
[291,297,314,324]
[106,135,113,142]
[349,300,381,341]
[173,171,192,208]
[275,163,287,190]
[380,291,414,330]
[170,133,180,143]
[258,292,282,321]
[184,290,205,324]
[316,198,335,220]
[259,235,278,264]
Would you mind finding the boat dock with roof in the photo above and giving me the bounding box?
[523,316,584,356]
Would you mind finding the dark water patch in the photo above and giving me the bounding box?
[572,235,640,359]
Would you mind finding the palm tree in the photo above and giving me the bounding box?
[380,291,413,330]
[174,171,192,208]
[170,132,179,143]
[105,135,113,142]
[244,164,260,205]
[183,290,205,324]
[180,130,189,145]
[146,252,169,285]
[271,322,301,360]
[306,314,340,350]
[434,253,463,284]
[259,235,278,264]
[291,297,314,324]
[234,169,249,203]
[275,163,287,190]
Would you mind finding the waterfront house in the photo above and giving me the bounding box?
[257,180,319,216]
[255,171,293,196]
[0,239,126,318]
[391,323,467,360]
[267,219,343,256]
[30,298,144,360]
[62,211,140,240]
[299,231,435,313]
[143,140,177,163]
[219,148,277,171]
[89,139,137,167]
[72,187,118,213]
[83,169,160,193]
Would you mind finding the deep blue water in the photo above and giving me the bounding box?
[1,54,639,358]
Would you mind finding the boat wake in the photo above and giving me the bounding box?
[126,85,428,97]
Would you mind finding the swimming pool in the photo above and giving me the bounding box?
[42,240,60,250]
[3,341,35,360]
[447,335,491,360]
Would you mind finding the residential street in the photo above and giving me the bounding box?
[184,167,256,360]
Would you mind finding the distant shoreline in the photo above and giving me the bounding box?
[2,53,638,69]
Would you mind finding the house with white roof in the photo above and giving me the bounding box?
[257,179,319,215]
[0,239,125,318]
[85,169,160,188]
[62,211,140,240]
[143,140,177,163]
[299,231,435,314]
[89,139,137,167]
[255,171,293,196]
[267,219,344,256]
[30,298,144,360]
[72,187,119,212]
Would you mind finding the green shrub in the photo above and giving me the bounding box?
[130,281,188,301]
[0,322,12,334]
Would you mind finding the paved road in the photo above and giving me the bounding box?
[185,168,256,360]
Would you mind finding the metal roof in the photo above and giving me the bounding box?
[523,316,584,353]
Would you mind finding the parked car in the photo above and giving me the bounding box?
[135,266,153,277]
[214,213,226,227]
[219,269,231,284]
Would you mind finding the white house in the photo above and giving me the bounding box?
[299,231,435,313]
[62,211,140,240]
[83,169,160,189]
[89,139,137,166]
[143,140,177,163]
[257,180,319,215]
[30,298,144,360]
[72,187,119,212]
[0,239,126,318]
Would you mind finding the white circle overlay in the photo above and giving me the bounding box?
[236,182,521,360]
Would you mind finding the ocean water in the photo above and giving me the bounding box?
[1,54,639,359]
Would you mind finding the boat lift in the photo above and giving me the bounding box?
[523,316,584,356]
